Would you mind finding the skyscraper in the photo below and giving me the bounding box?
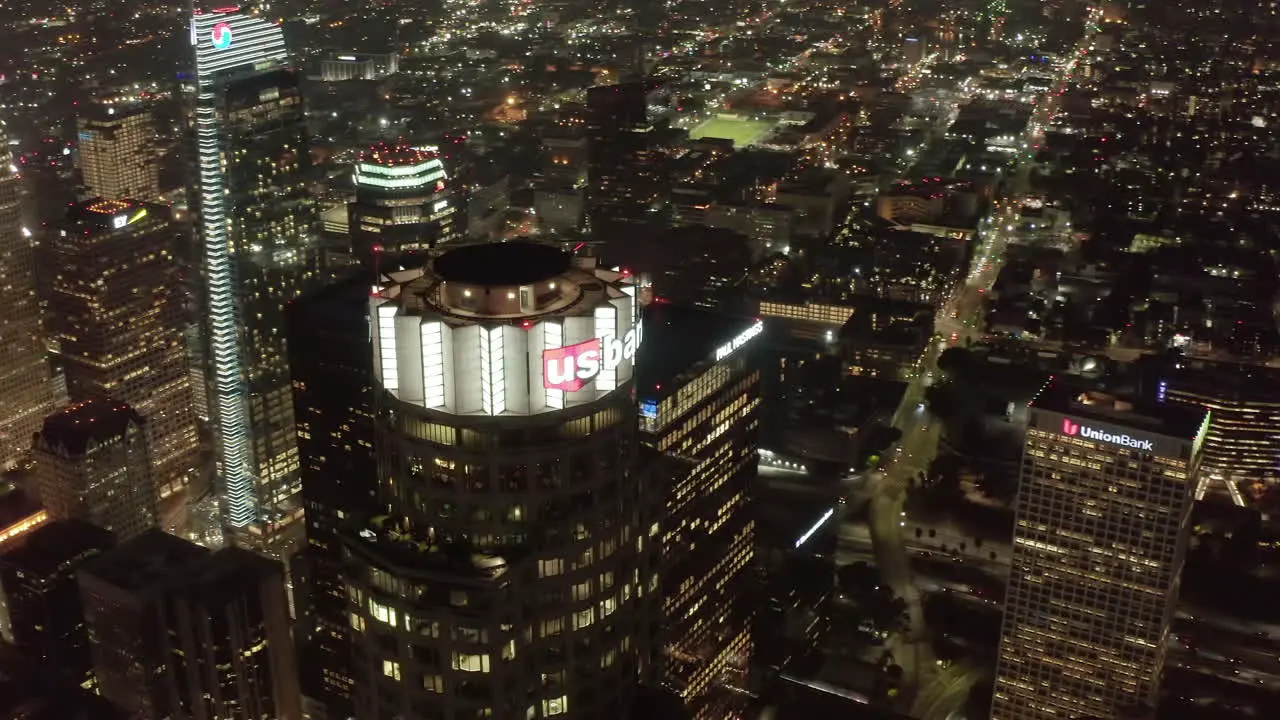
[75,105,160,202]
[346,242,660,719]
[0,119,54,470]
[1142,356,1280,499]
[636,308,761,719]
[586,82,671,233]
[49,199,199,506]
[78,530,302,719]
[991,384,1210,720]
[287,272,377,716]
[0,519,115,689]
[192,8,321,551]
[33,400,158,541]
[350,143,459,263]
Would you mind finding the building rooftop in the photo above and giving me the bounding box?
[78,529,208,594]
[636,304,761,402]
[37,400,144,459]
[180,546,281,603]
[359,142,438,167]
[1030,379,1209,442]
[0,488,42,534]
[431,241,572,286]
[65,198,161,234]
[0,520,114,578]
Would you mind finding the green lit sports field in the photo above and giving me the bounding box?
[689,117,776,147]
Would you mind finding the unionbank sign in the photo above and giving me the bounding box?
[1061,418,1154,451]
[543,326,641,392]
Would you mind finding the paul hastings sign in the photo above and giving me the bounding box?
[1060,417,1155,451]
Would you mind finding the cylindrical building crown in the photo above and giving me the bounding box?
[371,241,641,416]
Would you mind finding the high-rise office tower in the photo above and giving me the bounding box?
[75,105,159,202]
[637,309,761,719]
[0,119,54,470]
[0,519,115,689]
[287,272,377,716]
[192,8,321,552]
[49,199,199,506]
[586,82,671,233]
[347,241,659,719]
[992,384,1210,720]
[350,143,459,264]
[1143,356,1280,499]
[78,529,302,719]
[33,400,158,541]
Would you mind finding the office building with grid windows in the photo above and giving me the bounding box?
[992,383,1209,720]
[636,307,761,720]
[49,200,200,513]
[345,241,660,720]
[76,105,159,202]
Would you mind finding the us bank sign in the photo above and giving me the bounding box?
[1061,418,1154,451]
[543,325,642,393]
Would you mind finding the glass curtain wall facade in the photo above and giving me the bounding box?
[192,8,320,550]
[638,314,760,720]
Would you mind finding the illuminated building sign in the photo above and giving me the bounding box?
[543,327,641,392]
[110,208,148,230]
[640,400,658,420]
[714,319,764,362]
[1061,418,1154,450]
[210,21,233,50]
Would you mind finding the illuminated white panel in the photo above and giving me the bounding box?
[481,327,506,416]
[421,321,446,408]
[395,314,425,402]
[544,321,563,409]
[370,299,387,386]
[501,326,531,415]
[378,305,399,393]
[356,160,443,177]
[450,326,482,414]
[611,294,636,385]
[594,305,617,393]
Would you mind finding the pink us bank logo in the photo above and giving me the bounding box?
[542,325,641,393]
[1062,419,1079,436]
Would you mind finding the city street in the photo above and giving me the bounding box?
[850,21,1099,713]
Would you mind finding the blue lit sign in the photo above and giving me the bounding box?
[640,400,658,420]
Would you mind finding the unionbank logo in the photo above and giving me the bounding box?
[542,326,640,393]
[1061,417,1154,451]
